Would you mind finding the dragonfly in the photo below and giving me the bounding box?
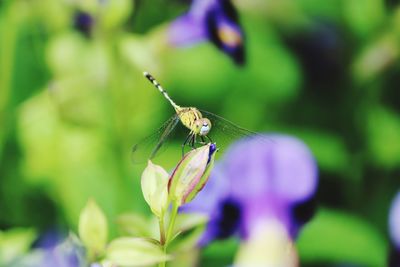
[131,72,265,162]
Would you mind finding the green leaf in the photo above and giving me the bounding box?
[0,228,36,265]
[201,238,239,267]
[167,211,208,250]
[353,35,398,83]
[116,213,155,238]
[100,0,134,29]
[106,237,171,266]
[366,106,400,168]
[344,0,386,38]
[174,213,208,233]
[297,208,387,266]
[168,226,205,253]
[78,198,108,258]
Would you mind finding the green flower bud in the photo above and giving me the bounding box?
[141,161,169,217]
[168,143,217,206]
[78,199,108,258]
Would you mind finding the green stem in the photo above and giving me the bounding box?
[165,202,179,245]
[159,202,179,267]
[159,217,166,246]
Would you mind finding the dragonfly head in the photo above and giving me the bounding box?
[196,118,212,136]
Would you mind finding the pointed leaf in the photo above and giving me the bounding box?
[174,213,208,233]
[116,213,153,238]
[78,199,108,256]
[106,237,171,266]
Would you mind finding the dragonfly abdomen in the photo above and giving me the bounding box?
[143,72,180,110]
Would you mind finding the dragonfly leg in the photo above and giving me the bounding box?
[206,135,213,143]
[189,134,196,149]
[200,136,206,145]
[192,135,197,148]
[182,133,192,157]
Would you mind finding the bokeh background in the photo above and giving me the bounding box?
[1,0,400,266]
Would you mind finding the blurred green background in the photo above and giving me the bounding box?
[1,0,400,266]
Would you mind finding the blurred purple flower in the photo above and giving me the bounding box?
[181,134,318,245]
[40,240,84,267]
[169,0,245,64]
[17,232,86,267]
[74,11,94,38]
[389,192,400,266]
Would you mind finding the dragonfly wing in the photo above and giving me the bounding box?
[199,110,270,150]
[131,114,180,163]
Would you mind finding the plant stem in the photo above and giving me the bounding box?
[159,217,166,246]
[165,202,179,245]
[159,202,179,267]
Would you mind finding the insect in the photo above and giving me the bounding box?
[132,72,263,162]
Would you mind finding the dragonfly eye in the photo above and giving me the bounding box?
[200,125,210,136]
[199,118,212,136]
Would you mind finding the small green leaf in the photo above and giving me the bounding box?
[174,213,208,233]
[0,228,36,265]
[168,226,205,253]
[165,213,208,253]
[116,213,154,238]
[106,237,172,266]
[78,199,108,258]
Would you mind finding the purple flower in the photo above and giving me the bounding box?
[39,239,84,267]
[389,192,400,266]
[74,11,94,37]
[181,134,318,245]
[12,232,85,267]
[169,0,245,64]
[36,232,85,267]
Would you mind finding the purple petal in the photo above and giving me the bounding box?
[180,165,236,245]
[169,15,207,46]
[180,165,229,214]
[223,135,318,204]
[204,0,245,64]
[238,194,292,239]
[74,11,93,38]
[389,192,400,248]
[189,0,218,20]
[181,134,318,244]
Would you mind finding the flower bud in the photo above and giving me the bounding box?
[168,143,217,206]
[141,161,169,217]
[78,199,108,258]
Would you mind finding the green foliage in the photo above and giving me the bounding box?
[106,237,171,267]
[1,0,400,266]
[72,147,211,266]
[297,208,387,266]
[0,228,36,266]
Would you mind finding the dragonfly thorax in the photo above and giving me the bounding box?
[177,107,212,136]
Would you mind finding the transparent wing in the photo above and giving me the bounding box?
[200,109,271,151]
[131,114,180,163]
